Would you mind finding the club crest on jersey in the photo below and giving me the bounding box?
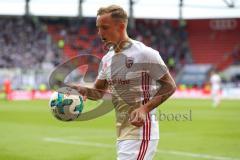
[126,57,134,68]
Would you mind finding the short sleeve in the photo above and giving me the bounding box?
[97,60,107,80]
[148,51,168,80]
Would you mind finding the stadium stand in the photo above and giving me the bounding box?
[1,16,240,90]
[186,19,240,70]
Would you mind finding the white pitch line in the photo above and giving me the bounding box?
[156,150,240,160]
[44,137,113,148]
[43,137,240,160]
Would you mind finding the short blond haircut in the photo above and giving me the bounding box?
[97,5,128,24]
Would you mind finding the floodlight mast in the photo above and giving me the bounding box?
[25,0,30,16]
[178,0,187,28]
[179,0,183,20]
[129,0,136,29]
[78,0,85,19]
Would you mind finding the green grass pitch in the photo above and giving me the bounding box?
[0,99,240,160]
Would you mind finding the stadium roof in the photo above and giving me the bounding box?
[0,0,240,19]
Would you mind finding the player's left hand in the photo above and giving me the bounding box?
[129,107,147,127]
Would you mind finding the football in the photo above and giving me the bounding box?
[49,92,84,121]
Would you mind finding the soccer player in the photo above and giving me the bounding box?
[210,70,221,107]
[70,5,176,160]
[3,79,11,100]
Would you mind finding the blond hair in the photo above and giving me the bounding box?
[97,5,128,24]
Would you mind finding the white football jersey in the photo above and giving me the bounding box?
[97,39,168,140]
[210,73,221,91]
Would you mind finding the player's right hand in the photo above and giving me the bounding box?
[66,84,87,101]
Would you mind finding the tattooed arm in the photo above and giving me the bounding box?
[68,79,108,101]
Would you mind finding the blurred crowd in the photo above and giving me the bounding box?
[0,16,193,76]
[0,17,62,69]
